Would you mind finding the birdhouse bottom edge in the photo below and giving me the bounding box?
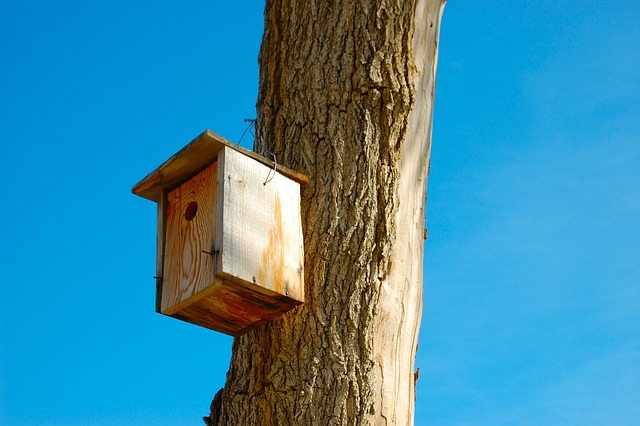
[160,277,303,336]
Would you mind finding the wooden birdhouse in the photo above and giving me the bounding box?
[132,130,307,336]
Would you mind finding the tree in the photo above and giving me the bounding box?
[205,0,446,424]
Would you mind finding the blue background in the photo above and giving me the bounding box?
[1,1,638,424]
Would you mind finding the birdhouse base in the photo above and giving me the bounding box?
[167,277,301,336]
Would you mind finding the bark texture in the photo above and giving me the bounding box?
[206,1,445,424]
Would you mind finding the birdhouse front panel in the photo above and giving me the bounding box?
[162,160,219,314]
[132,130,307,336]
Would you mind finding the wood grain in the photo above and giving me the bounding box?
[172,278,301,336]
[132,129,308,203]
[218,147,304,303]
[161,161,219,314]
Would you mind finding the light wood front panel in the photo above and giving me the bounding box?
[162,161,219,314]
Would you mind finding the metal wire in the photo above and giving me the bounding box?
[240,118,277,185]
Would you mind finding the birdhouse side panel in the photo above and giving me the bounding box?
[161,161,219,314]
[218,148,304,303]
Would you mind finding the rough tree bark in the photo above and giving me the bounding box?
[205,0,445,424]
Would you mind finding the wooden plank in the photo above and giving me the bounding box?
[132,131,225,202]
[170,278,301,336]
[155,190,168,313]
[132,129,308,202]
[218,147,305,304]
[161,161,219,314]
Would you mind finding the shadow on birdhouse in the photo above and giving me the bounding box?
[132,130,307,336]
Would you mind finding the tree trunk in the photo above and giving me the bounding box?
[206,0,445,424]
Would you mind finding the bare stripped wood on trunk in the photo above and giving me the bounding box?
[208,0,445,424]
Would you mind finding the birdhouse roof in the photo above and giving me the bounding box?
[132,129,308,202]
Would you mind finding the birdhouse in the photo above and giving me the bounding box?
[132,130,307,336]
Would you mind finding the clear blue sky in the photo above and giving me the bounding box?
[1,1,638,425]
